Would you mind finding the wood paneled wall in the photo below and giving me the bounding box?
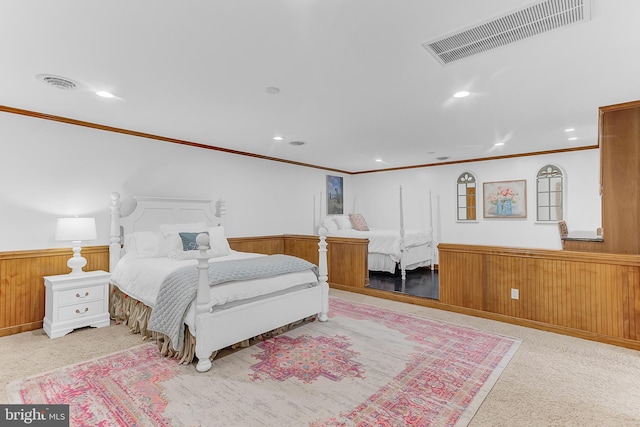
[1,235,369,337]
[438,243,640,349]
[229,235,369,288]
[227,236,285,255]
[0,246,109,337]
[286,235,369,288]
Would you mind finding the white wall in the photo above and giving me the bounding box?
[0,112,351,251]
[351,150,602,260]
[0,112,601,254]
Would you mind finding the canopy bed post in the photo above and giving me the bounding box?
[399,186,406,281]
[109,192,122,273]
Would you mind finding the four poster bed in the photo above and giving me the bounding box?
[108,193,329,372]
[322,187,433,280]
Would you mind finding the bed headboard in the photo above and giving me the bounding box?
[109,192,226,272]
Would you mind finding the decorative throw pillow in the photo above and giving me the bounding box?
[179,231,208,251]
[170,226,232,260]
[349,213,369,231]
[161,222,207,256]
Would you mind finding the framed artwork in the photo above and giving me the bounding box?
[326,175,343,215]
[483,180,527,218]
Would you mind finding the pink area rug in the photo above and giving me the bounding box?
[7,298,521,426]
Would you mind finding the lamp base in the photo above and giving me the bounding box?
[67,241,87,275]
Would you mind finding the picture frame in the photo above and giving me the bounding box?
[326,175,344,215]
[483,180,527,218]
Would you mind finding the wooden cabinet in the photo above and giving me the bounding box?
[599,100,640,254]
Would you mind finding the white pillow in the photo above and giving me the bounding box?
[207,226,232,256]
[334,216,353,230]
[123,231,169,258]
[322,218,339,232]
[123,234,137,256]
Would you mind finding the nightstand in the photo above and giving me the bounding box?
[43,270,111,339]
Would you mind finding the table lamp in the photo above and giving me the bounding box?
[55,217,97,274]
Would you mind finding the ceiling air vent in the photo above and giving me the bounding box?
[422,0,592,65]
[36,74,79,90]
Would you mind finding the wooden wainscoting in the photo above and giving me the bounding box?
[1,235,369,337]
[285,235,369,289]
[229,235,369,289]
[0,246,109,337]
[438,243,640,349]
[227,235,285,254]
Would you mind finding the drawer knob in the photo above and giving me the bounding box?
[76,291,89,298]
[75,308,89,314]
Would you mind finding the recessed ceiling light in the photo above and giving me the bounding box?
[375,159,383,162]
[568,137,577,141]
[494,142,505,146]
[453,91,470,98]
[96,91,114,98]
[273,136,284,141]
[266,87,280,94]
[564,128,575,132]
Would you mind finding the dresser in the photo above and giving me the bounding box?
[43,270,111,338]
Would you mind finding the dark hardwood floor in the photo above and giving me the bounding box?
[366,267,439,300]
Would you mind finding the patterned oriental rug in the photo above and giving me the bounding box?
[7,298,521,427]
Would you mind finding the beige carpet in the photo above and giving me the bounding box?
[2,289,640,426]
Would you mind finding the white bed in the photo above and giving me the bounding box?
[321,224,433,274]
[321,187,434,279]
[108,193,329,372]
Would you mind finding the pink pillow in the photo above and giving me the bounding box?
[349,213,369,231]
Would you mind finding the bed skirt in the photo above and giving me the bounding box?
[109,285,314,365]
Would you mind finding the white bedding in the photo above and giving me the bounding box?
[110,250,320,332]
[327,228,431,260]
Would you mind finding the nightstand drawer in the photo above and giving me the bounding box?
[57,285,105,306]
[58,300,106,322]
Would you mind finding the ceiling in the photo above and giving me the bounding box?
[2,0,639,173]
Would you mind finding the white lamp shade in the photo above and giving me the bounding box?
[55,217,97,241]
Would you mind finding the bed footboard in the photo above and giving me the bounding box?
[194,285,325,372]
[193,228,330,372]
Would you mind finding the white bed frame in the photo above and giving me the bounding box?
[109,192,329,372]
[321,186,433,281]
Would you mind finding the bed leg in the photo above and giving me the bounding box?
[318,281,329,322]
[195,326,213,372]
[195,356,213,372]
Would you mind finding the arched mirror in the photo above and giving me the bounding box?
[536,164,564,221]
[457,172,477,221]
